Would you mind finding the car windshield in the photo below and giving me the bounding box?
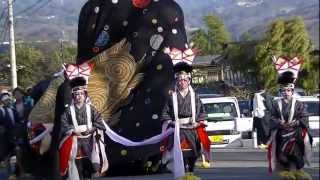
[303,101,319,116]
[239,100,250,112]
[204,102,238,121]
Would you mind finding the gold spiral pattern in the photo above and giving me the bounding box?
[28,76,64,123]
[28,39,144,125]
[103,54,136,83]
[87,40,144,123]
[87,63,110,119]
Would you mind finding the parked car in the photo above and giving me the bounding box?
[238,99,252,117]
[297,96,319,147]
[198,94,223,99]
[200,96,253,148]
[295,88,306,96]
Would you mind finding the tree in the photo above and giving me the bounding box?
[3,44,47,87]
[240,31,253,41]
[0,42,77,88]
[191,15,257,78]
[191,15,231,55]
[227,42,257,73]
[254,17,317,93]
[50,44,77,68]
[283,17,316,92]
[254,19,285,89]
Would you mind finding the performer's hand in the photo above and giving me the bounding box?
[288,121,299,127]
[280,121,288,127]
[198,121,207,127]
[281,122,295,129]
[95,133,101,140]
[81,130,91,136]
[280,121,287,128]
[168,121,175,128]
[73,131,82,136]
[88,127,96,133]
[193,122,201,128]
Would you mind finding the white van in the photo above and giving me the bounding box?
[297,96,319,147]
[200,96,253,148]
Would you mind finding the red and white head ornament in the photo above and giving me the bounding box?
[272,56,303,79]
[63,62,93,83]
[164,43,197,66]
[164,43,196,81]
[273,56,304,89]
[63,62,93,93]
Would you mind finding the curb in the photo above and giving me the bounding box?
[211,148,320,153]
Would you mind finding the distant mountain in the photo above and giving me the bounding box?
[245,3,319,47]
[1,0,318,48]
[176,0,319,47]
[4,0,86,43]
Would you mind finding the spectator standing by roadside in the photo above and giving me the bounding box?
[24,87,34,108]
[12,87,33,122]
[252,83,273,149]
[0,92,20,178]
[12,88,34,176]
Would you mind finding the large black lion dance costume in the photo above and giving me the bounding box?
[24,0,201,179]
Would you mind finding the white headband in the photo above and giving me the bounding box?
[71,86,87,93]
[175,73,191,81]
[281,83,295,90]
[1,94,11,102]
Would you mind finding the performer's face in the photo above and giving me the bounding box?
[281,88,293,99]
[13,90,23,101]
[1,98,11,107]
[177,79,189,90]
[73,90,86,105]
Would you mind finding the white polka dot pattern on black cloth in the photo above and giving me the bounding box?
[73,0,189,166]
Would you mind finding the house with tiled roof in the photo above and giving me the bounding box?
[192,54,256,88]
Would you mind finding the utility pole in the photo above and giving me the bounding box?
[60,39,64,62]
[60,30,65,63]
[8,0,17,88]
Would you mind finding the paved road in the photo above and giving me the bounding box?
[100,167,319,180]
[1,166,319,180]
[211,148,319,164]
[1,148,319,180]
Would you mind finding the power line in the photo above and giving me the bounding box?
[1,25,9,43]
[0,0,17,38]
[0,17,9,42]
[2,0,55,42]
[0,0,16,22]
[15,0,46,16]
[25,0,54,16]
[1,30,8,43]
[0,15,8,33]
[1,0,59,44]
[0,7,8,23]
[0,11,6,23]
